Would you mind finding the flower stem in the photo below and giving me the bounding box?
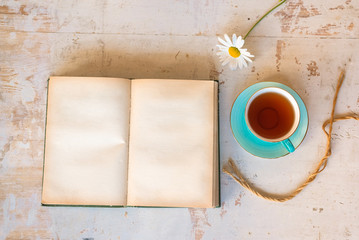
[243,0,287,40]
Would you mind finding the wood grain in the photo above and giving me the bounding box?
[1,0,359,239]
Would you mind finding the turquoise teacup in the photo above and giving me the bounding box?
[244,87,300,153]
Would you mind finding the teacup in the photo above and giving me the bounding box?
[244,87,300,153]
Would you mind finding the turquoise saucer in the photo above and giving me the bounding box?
[230,82,308,158]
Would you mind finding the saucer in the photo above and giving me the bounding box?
[230,82,308,158]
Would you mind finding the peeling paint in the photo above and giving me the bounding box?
[274,0,321,33]
[276,40,286,72]
[347,22,354,31]
[0,136,13,162]
[188,208,211,240]
[220,202,227,218]
[329,5,345,10]
[311,24,339,36]
[307,61,320,77]
[235,192,244,206]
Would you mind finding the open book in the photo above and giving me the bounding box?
[41,77,219,208]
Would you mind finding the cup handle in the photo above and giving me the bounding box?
[281,139,295,153]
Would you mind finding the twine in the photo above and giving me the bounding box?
[223,70,359,202]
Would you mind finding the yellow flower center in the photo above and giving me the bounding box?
[228,47,241,58]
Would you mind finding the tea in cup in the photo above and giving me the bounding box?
[245,87,300,152]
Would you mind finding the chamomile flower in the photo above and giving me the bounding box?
[217,34,254,70]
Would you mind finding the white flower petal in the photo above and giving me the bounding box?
[221,56,231,66]
[234,58,239,69]
[218,56,227,61]
[236,38,244,49]
[217,52,229,58]
[237,57,244,69]
[224,34,233,46]
[216,44,228,50]
[218,37,231,47]
[217,47,228,52]
[241,57,248,68]
[229,60,237,70]
[232,34,237,46]
[234,58,241,69]
[242,51,254,57]
[221,50,230,57]
[221,52,227,57]
[242,55,253,62]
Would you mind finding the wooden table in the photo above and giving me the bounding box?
[1,0,358,239]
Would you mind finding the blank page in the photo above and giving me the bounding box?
[127,79,216,207]
[42,77,130,206]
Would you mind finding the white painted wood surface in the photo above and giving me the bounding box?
[1,0,359,239]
